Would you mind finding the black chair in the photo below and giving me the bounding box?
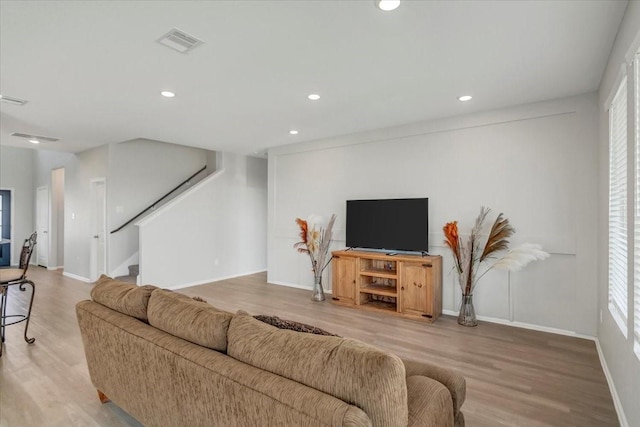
[0,231,37,356]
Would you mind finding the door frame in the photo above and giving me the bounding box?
[89,177,107,281]
[0,187,15,266]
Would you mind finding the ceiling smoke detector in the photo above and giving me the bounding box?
[11,132,59,143]
[0,95,28,106]
[157,28,204,54]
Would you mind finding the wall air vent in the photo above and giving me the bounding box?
[157,28,204,54]
[11,132,59,143]
[0,95,28,106]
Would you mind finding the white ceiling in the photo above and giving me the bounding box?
[0,0,628,155]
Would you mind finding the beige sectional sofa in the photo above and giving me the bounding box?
[76,276,466,426]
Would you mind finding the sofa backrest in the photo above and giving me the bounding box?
[88,277,408,425]
[227,311,408,427]
[90,275,156,322]
[147,289,233,352]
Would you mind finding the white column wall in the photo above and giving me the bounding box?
[33,150,76,269]
[63,145,107,281]
[268,93,598,336]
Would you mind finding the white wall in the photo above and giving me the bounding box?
[64,145,107,281]
[138,152,267,287]
[24,140,212,279]
[107,138,209,275]
[597,2,640,426]
[0,146,34,265]
[269,93,599,336]
[34,150,75,189]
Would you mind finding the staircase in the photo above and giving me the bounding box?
[110,154,217,284]
[115,264,139,284]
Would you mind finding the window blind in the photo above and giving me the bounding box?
[610,77,628,335]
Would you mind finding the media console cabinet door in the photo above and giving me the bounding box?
[400,262,432,316]
[332,256,356,303]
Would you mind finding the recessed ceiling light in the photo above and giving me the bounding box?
[289,130,299,135]
[308,94,320,101]
[458,95,473,102]
[29,139,40,144]
[161,91,176,98]
[376,0,400,11]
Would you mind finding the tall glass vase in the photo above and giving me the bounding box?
[311,275,325,302]
[458,294,478,326]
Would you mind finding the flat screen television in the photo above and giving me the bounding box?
[346,198,429,252]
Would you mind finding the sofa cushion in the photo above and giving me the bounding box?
[147,289,233,353]
[90,275,156,322]
[254,314,339,336]
[227,310,408,426]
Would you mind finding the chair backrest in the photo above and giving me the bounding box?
[18,231,37,272]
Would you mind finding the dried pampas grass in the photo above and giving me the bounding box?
[443,207,549,296]
[492,243,550,271]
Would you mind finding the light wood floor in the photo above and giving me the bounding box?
[0,267,618,427]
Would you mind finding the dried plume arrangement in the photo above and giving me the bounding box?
[443,207,550,296]
[294,214,337,280]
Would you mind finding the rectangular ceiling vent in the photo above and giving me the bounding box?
[157,28,204,54]
[1,95,28,106]
[11,132,59,142]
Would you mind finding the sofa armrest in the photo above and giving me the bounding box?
[402,359,466,422]
[406,376,454,427]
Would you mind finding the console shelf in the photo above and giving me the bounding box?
[331,250,442,322]
[360,269,397,280]
[360,284,397,297]
[359,299,397,313]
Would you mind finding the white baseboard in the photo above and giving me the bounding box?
[47,266,63,271]
[167,269,268,290]
[595,338,629,427]
[62,271,91,283]
[442,309,595,340]
[268,280,333,295]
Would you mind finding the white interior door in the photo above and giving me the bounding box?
[90,179,106,281]
[36,186,49,267]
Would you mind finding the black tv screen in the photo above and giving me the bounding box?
[346,198,429,252]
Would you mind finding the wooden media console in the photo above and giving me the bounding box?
[330,250,442,322]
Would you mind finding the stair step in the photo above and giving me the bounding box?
[114,275,137,284]
[128,264,139,276]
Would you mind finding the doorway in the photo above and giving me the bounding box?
[36,186,49,267]
[90,178,106,281]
